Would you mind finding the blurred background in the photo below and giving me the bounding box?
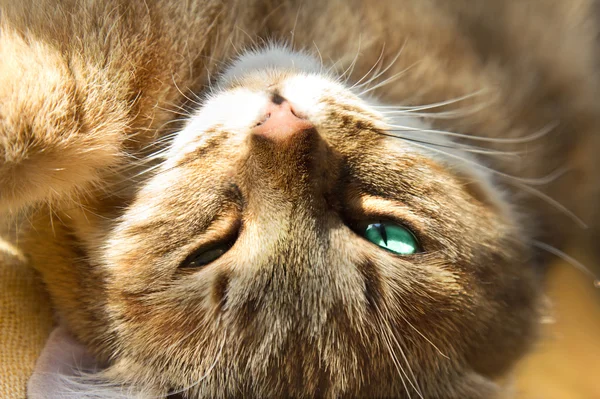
[512,257,600,399]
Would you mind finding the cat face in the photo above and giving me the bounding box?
[98,47,539,397]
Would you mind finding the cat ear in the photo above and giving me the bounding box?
[27,326,126,399]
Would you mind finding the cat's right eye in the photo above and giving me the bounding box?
[180,242,234,269]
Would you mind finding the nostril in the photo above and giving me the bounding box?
[271,93,285,105]
[265,93,307,120]
[255,112,271,127]
[290,107,306,120]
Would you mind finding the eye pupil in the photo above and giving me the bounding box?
[377,223,388,245]
[364,222,419,255]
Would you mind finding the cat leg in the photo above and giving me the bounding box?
[0,28,126,216]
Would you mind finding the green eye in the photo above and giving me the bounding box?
[363,222,420,255]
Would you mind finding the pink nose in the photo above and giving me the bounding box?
[252,98,314,141]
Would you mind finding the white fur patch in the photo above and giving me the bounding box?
[166,88,269,164]
[28,327,138,399]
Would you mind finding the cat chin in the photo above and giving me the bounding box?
[218,44,322,86]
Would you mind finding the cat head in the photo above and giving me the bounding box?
[48,46,540,398]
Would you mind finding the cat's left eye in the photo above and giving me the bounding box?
[363,222,420,255]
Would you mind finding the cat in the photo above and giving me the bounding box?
[2,0,600,398]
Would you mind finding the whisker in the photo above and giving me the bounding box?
[397,313,450,360]
[171,74,203,107]
[533,241,599,286]
[372,90,488,111]
[378,130,587,227]
[515,182,588,229]
[137,131,181,148]
[379,109,485,120]
[377,307,424,399]
[155,104,194,118]
[256,2,285,33]
[351,43,387,89]
[380,131,524,158]
[353,39,408,91]
[234,25,258,48]
[377,101,493,120]
[95,145,205,200]
[355,45,388,91]
[385,130,572,185]
[359,61,419,97]
[312,41,324,72]
[378,317,411,398]
[340,35,362,84]
[168,323,227,397]
[384,121,558,144]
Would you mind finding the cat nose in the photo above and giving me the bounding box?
[252,96,314,141]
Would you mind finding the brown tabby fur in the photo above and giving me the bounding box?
[2,0,600,397]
